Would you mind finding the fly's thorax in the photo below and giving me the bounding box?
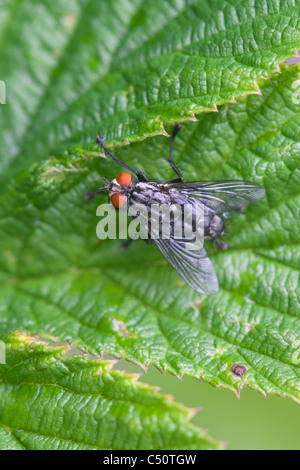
[131,182,190,206]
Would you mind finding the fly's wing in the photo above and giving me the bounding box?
[154,238,219,295]
[171,180,265,213]
[128,199,218,295]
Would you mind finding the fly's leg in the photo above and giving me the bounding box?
[97,136,148,182]
[121,238,152,251]
[84,177,110,200]
[84,188,106,200]
[215,240,228,251]
[121,240,133,251]
[168,124,184,182]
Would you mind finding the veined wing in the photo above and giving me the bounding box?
[155,238,218,295]
[169,180,265,213]
[128,199,218,294]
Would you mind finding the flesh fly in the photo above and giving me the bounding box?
[85,125,265,295]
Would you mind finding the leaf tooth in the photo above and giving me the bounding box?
[220,441,229,450]
[140,362,150,373]
[202,104,218,113]
[188,406,202,419]
[161,127,170,137]
[252,81,263,96]
[155,363,167,374]
[70,342,90,356]
[164,393,175,403]
[274,65,282,74]
[131,372,143,382]
[154,117,170,137]
[106,359,119,370]
[94,359,119,374]
[234,385,244,399]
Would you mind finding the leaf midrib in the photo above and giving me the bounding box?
[1,377,183,413]
[1,423,204,451]
[0,422,26,450]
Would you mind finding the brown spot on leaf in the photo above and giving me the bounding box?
[63,13,77,32]
[111,319,137,338]
[245,321,257,332]
[190,299,205,314]
[176,279,185,288]
[231,365,246,377]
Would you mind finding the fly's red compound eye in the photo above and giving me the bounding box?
[110,173,131,208]
[110,193,127,209]
[116,172,132,187]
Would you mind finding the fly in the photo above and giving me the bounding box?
[85,125,265,295]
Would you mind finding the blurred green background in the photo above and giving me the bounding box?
[119,360,300,450]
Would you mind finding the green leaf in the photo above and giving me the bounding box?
[0,331,221,450]
[0,64,299,401]
[0,0,300,175]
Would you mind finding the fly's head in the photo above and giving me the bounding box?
[106,172,133,209]
[84,172,134,207]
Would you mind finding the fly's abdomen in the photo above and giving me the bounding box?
[204,212,225,240]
